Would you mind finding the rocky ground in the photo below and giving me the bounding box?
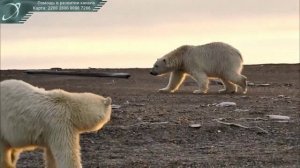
[1,64,299,168]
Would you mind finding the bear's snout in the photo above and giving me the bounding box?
[150,71,158,76]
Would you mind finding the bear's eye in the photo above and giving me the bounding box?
[154,65,158,68]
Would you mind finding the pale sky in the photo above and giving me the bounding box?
[1,0,299,69]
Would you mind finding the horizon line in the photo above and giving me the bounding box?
[1,63,299,71]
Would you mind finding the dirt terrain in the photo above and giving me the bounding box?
[1,64,299,168]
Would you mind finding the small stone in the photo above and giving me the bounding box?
[112,104,121,109]
[256,83,271,87]
[216,102,236,107]
[267,115,290,120]
[234,109,250,112]
[247,82,255,86]
[189,124,201,128]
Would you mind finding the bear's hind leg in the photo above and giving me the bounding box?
[159,71,186,93]
[44,147,56,168]
[0,141,14,168]
[191,72,209,94]
[219,79,237,94]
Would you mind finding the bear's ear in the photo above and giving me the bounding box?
[104,97,112,106]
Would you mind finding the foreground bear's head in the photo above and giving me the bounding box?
[49,90,112,133]
[0,79,112,167]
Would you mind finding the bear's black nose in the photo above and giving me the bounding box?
[150,71,157,76]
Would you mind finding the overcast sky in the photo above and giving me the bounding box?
[1,0,299,69]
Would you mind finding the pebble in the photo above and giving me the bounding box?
[216,102,236,107]
[189,124,201,128]
[267,115,290,120]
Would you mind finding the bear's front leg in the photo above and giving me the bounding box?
[223,72,247,94]
[191,72,209,94]
[49,135,82,168]
[159,71,186,93]
[158,87,173,93]
[10,149,20,168]
[218,79,236,94]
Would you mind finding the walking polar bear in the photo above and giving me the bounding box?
[150,42,247,94]
[0,79,112,168]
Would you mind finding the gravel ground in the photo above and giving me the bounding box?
[1,64,299,168]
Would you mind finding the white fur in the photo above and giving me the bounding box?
[150,42,247,94]
[0,79,112,168]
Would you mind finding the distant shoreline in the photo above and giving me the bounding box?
[0,63,299,71]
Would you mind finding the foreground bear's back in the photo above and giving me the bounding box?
[0,80,49,114]
[1,80,46,115]
[186,42,243,77]
[0,80,60,147]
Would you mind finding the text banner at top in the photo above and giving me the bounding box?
[0,0,106,24]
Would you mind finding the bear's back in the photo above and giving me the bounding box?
[0,80,55,147]
[185,42,243,76]
[194,42,242,61]
[1,80,47,111]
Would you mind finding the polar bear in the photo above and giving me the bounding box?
[0,79,112,168]
[150,42,247,94]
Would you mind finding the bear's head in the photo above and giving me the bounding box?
[150,45,189,76]
[67,92,112,133]
[150,58,173,76]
